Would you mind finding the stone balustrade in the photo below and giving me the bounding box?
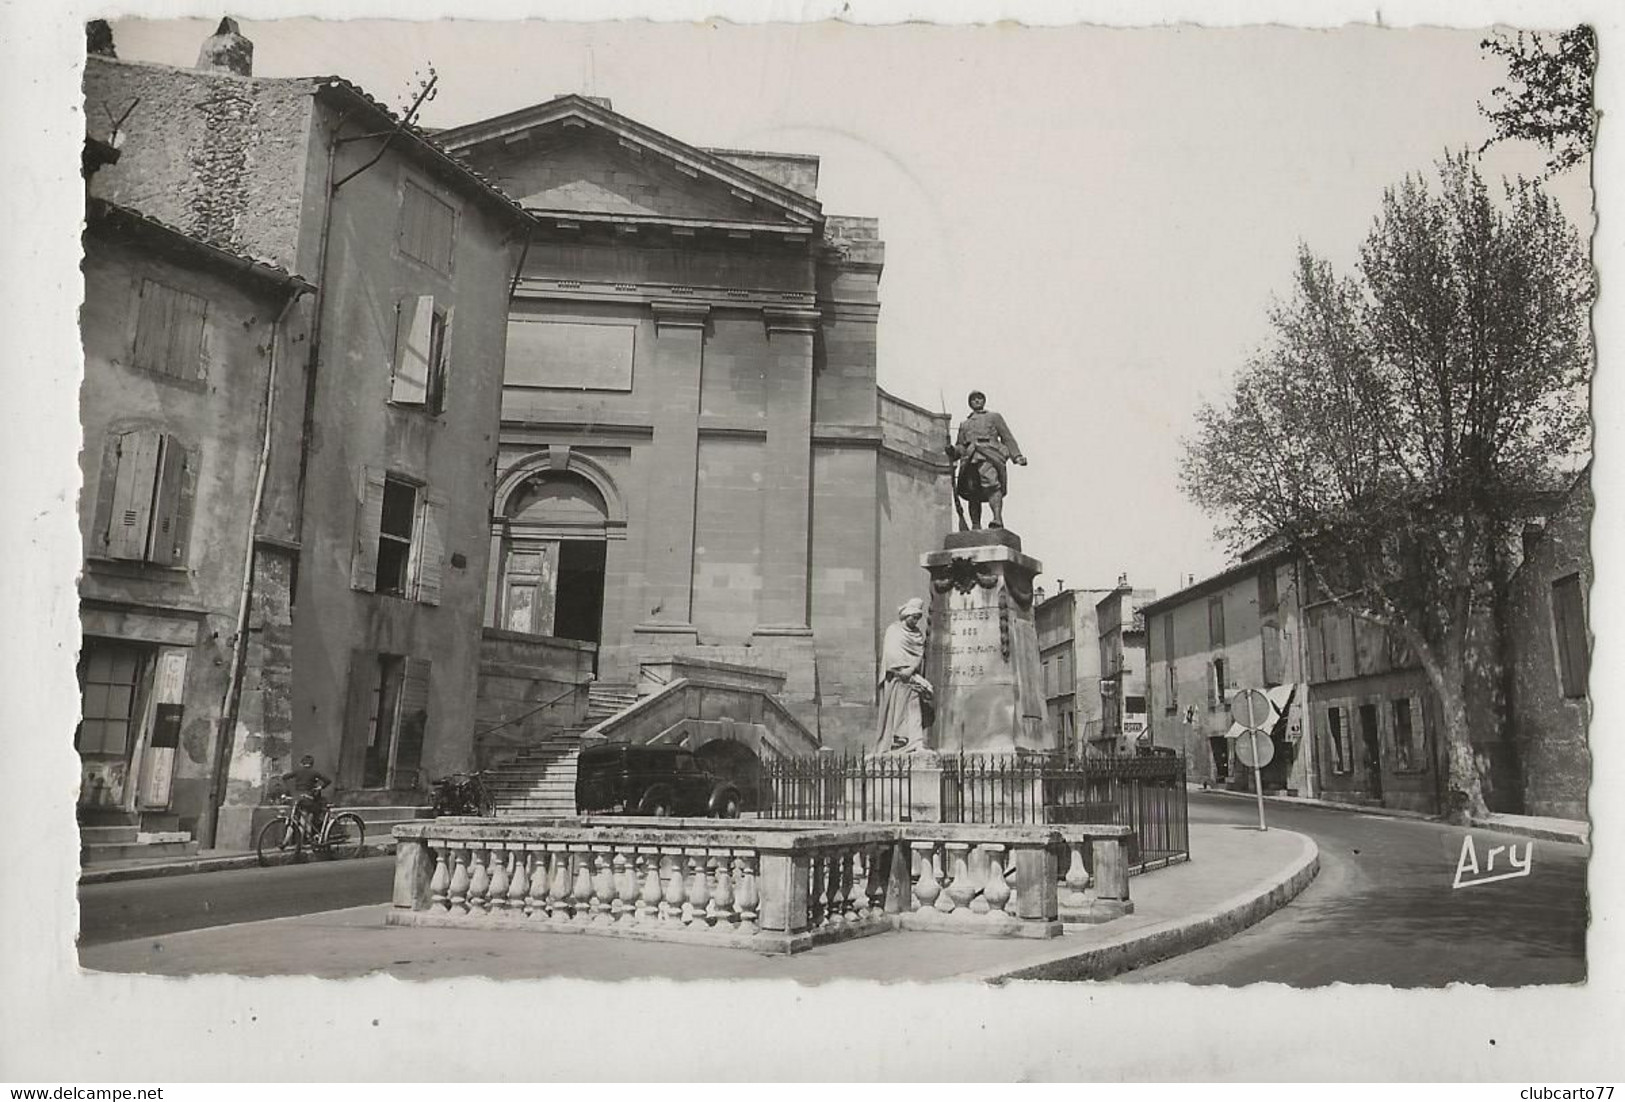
[390,817,1134,954]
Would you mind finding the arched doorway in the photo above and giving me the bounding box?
[500,471,608,645]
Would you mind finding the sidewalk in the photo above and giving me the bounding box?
[77,821,1318,982]
[1193,783,1590,846]
[79,839,397,885]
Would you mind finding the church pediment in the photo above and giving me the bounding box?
[437,96,822,229]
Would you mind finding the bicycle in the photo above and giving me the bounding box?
[255,792,367,866]
[431,770,496,817]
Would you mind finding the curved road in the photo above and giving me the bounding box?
[1114,793,1588,987]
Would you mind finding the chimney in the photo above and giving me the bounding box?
[197,17,253,77]
[1117,572,1129,588]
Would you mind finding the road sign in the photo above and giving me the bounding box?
[1229,688,1272,732]
[1234,729,1275,769]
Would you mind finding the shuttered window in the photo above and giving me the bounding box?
[399,180,456,274]
[350,467,444,606]
[1207,596,1226,648]
[1551,573,1588,699]
[1326,705,1350,773]
[391,296,451,414]
[93,430,196,565]
[133,279,207,380]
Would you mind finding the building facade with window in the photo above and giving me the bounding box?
[1504,469,1592,820]
[1143,550,1312,795]
[1035,588,1112,753]
[85,38,531,844]
[78,198,311,840]
[435,96,952,751]
[1096,581,1156,753]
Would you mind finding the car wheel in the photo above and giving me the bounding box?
[715,791,742,819]
[640,789,673,817]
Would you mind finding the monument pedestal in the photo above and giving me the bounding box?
[920,529,1054,755]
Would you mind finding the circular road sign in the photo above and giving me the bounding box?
[1229,687,1272,732]
[1234,729,1275,769]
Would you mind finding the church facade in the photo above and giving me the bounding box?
[438,96,951,751]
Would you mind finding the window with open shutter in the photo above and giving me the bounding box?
[411,492,445,606]
[133,279,208,380]
[394,657,431,786]
[97,430,196,565]
[351,468,387,592]
[146,438,194,566]
[391,296,435,407]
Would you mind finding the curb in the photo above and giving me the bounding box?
[78,841,396,885]
[976,829,1320,983]
[1196,786,1588,846]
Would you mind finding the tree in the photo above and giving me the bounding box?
[1480,26,1597,175]
[1181,153,1592,819]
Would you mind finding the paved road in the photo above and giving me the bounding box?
[77,856,396,947]
[1114,793,1588,987]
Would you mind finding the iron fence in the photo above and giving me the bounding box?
[759,752,913,822]
[761,750,1189,871]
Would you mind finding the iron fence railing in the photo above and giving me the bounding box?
[759,752,913,822]
[760,751,1189,872]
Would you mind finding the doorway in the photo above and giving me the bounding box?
[502,538,606,645]
[1358,702,1383,800]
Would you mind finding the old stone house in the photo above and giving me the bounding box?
[1096,581,1156,753]
[83,27,531,846]
[78,197,311,855]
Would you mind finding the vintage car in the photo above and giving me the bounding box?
[573,742,744,818]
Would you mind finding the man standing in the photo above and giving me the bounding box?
[951,390,1027,529]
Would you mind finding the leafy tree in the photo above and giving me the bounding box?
[1182,153,1591,819]
[1480,26,1598,175]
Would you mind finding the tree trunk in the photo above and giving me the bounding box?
[1417,639,1489,823]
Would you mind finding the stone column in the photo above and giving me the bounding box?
[922,529,1053,754]
[633,301,709,646]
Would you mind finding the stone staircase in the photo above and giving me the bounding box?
[487,681,638,818]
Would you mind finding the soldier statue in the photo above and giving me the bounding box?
[948,390,1027,529]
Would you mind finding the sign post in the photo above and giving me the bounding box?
[1229,688,1274,832]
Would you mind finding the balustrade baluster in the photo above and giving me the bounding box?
[590,852,615,924]
[942,843,971,915]
[636,853,662,923]
[967,844,991,916]
[1063,841,1091,908]
[467,848,491,913]
[911,842,940,912]
[510,850,532,914]
[683,855,709,927]
[488,848,511,912]
[845,848,866,923]
[448,848,471,914]
[983,846,1012,914]
[548,850,573,924]
[612,853,636,924]
[428,844,450,912]
[809,852,827,927]
[525,851,548,918]
[661,854,686,923]
[710,854,734,931]
[571,851,595,925]
[735,856,759,935]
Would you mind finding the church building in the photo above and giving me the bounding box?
[437,96,952,750]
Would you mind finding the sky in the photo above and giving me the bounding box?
[99,16,1592,600]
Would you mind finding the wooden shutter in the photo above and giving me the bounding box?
[91,432,123,556]
[394,656,432,783]
[1206,661,1217,709]
[340,648,377,787]
[146,437,195,566]
[431,306,453,415]
[107,429,161,560]
[134,280,208,379]
[351,467,386,591]
[391,295,435,406]
[412,491,445,606]
[1551,575,1588,698]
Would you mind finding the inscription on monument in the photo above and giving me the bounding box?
[934,600,1007,682]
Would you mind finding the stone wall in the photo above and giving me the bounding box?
[475,630,594,768]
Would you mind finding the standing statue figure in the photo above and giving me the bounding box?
[950,390,1027,530]
[875,598,933,754]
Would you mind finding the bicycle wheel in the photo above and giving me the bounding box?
[255,816,301,867]
[321,812,366,861]
[476,781,496,818]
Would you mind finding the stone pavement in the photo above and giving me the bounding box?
[1194,784,1589,846]
[78,822,1317,982]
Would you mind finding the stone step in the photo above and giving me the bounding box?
[80,839,200,865]
[79,825,139,845]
